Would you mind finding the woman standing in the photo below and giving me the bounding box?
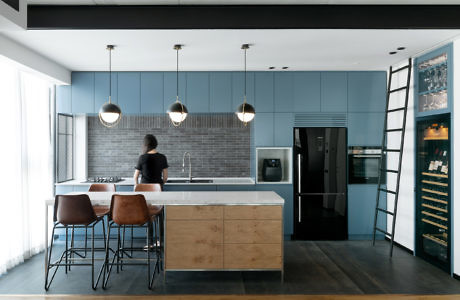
[134,134,168,188]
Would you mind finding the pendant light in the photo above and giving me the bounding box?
[99,45,122,127]
[167,44,188,126]
[236,44,255,125]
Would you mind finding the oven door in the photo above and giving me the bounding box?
[348,154,385,184]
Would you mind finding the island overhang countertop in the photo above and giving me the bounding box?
[46,191,284,206]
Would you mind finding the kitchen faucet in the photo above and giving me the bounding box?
[182,152,192,181]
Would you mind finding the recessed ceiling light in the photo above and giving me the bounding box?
[282,67,289,70]
[397,47,406,51]
[389,51,397,55]
[269,66,275,70]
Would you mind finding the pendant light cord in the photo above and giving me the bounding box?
[109,47,112,103]
[244,46,247,104]
[176,47,179,102]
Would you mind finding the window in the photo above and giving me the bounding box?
[57,114,73,182]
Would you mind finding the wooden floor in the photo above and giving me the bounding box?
[1,295,460,300]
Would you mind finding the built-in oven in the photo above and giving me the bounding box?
[348,146,385,184]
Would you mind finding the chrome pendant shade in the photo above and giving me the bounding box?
[168,44,188,127]
[236,44,255,125]
[99,45,122,128]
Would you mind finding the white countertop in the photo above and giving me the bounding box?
[46,191,284,206]
[55,177,255,186]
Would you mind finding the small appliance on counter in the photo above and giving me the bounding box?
[83,176,124,183]
[262,159,282,182]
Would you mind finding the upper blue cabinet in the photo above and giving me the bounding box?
[186,72,210,113]
[293,72,321,112]
[140,72,163,114]
[56,85,71,114]
[163,72,187,112]
[232,71,255,111]
[321,72,347,112]
[71,72,94,114]
[274,72,294,112]
[118,72,141,114]
[255,72,274,112]
[95,72,118,114]
[210,72,232,113]
[348,71,386,113]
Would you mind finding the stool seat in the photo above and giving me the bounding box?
[93,205,110,217]
[148,205,163,216]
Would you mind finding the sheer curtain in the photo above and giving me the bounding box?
[0,58,54,275]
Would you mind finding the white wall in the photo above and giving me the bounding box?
[74,115,88,181]
[386,60,415,251]
[453,39,460,277]
[0,0,26,30]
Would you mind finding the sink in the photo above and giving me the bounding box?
[167,179,213,184]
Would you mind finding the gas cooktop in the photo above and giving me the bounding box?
[82,176,124,183]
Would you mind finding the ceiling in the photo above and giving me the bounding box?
[25,0,460,4]
[3,29,460,72]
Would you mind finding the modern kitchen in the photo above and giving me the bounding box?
[1,1,460,300]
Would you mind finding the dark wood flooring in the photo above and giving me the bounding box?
[0,240,459,295]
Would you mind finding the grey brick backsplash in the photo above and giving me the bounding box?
[87,114,251,178]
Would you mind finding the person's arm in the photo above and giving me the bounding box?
[133,169,140,186]
[162,168,168,184]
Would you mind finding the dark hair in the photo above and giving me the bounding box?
[143,134,158,153]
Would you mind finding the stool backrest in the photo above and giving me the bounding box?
[54,194,97,225]
[111,194,150,225]
[134,183,162,192]
[89,183,116,192]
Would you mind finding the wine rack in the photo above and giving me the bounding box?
[416,116,450,272]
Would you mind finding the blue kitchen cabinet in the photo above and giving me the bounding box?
[186,72,209,113]
[348,112,384,146]
[118,72,141,114]
[216,185,255,191]
[232,71,255,110]
[116,185,134,192]
[71,72,94,114]
[210,72,232,112]
[163,72,187,112]
[95,72,118,114]
[56,85,71,114]
[255,72,274,112]
[254,113,274,146]
[321,72,347,112]
[293,72,321,112]
[55,185,74,195]
[274,113,294,146]
[140,72,163,114]
[348,71,386,113]
[256,184,293,237]
[348,184,386,240]
[274,72,294,112]
[163,185,217,191]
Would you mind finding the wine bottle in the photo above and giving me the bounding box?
[440,151,448,174]
[428,148,439,172]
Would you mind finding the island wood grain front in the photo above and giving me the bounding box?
[165,205,283,271]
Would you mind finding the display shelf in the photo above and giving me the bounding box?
[423,234,448,247]
[421,172,448,178]
[256,147,292,184]
[418,87,447,96]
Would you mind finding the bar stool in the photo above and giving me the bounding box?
[103,194,160,290]
[134,184,163,268]
[88,183,115,217]
[45,194,106,290]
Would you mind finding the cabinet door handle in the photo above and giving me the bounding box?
[298,154,302,223]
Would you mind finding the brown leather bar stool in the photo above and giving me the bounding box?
[45,194,106,291]
[103,194,160,290]
[88,183,115,217]
[134,184,164,268]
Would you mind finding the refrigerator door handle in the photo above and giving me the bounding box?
[297,153,302,223]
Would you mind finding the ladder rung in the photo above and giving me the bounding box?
[377,207,394,216]
[375,227,391,236]
[381,168,398,173]
[387,107,406,113]
[389,86,408,93]
[383,148,401,152]
[379,188,397,195]
[391,65,410,74]
[385,128,403,132]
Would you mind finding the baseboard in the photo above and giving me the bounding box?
[348,234,385,241]
[384,237,414,255]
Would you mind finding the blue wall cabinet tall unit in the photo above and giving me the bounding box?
[254,113,274,146]
[186,72,210,113]
[163,72,187,112]
[210,72,232,112]
[274,113,294,146]
[255,72,274,112]
[293,72,321,112]
[95,72,118,114]
[232,71,255,110]
[320,72,347,112]
[347,112,385,146]
[56,85,71,114]
[140,72,164,113]
[274,72,294,112]
[348,72,387,113]
[71,72,95,114]
[118,72,141,114]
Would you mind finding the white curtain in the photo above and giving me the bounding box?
[0,58,54,275]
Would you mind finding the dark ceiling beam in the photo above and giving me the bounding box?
[27,5,460,30]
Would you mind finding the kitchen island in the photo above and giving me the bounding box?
[45,191,284,279]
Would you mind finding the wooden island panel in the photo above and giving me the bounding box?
[224,205,282,220]
[224,220,282,244]
[224,244,282,269]
[167,205,223,220]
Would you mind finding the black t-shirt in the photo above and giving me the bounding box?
[135,153,169,184]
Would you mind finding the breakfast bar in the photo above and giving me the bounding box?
[44,191,285,279]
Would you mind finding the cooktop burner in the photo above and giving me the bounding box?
[83,176,124,183]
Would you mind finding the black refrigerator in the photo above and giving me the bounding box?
[293,127,348,240]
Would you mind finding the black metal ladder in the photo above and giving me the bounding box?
[372,58,412,256]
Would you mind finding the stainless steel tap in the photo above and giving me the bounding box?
[182,152,192,181]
